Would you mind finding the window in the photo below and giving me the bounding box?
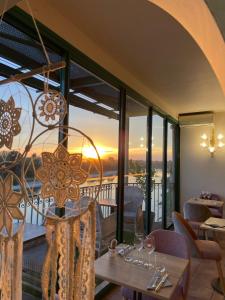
[69,61,119,257]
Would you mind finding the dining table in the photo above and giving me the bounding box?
[187,198,224,209]
[200,217,225,295]
[95,248,189,300]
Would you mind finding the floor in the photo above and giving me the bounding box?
[100,231,225,300]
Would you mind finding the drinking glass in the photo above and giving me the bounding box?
[133,232,144,265]
[154,253,166,273]
[143,236,155,269]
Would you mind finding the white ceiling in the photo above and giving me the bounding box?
[39,0,225,115]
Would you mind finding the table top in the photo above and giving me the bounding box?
[95,251,189,300]
[187,198,224,208]
[98,199,117,207]
[200,217,225,232]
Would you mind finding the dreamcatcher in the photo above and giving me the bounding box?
[0,0,102,299]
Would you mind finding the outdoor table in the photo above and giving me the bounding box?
[98,198,117,208]
[95,250,189,300]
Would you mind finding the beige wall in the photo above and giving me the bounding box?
[180,112,225,208]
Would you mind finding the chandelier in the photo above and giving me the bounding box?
[200,127,224,157]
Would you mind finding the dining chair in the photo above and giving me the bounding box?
[172,211,225,295]
[183,202,212,238]
[121,229,190,300]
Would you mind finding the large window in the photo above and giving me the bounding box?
[69,61,119,257]
[123,96,148,242]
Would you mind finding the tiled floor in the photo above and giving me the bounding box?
[100,231,225,300]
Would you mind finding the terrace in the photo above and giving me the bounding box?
[1,1,225,300]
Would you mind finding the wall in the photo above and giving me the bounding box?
[180,112,225,208]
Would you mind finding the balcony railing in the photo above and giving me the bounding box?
[18,182,174,226]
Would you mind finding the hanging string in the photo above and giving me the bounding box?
[25,0,51,65]
[0,0,9,27]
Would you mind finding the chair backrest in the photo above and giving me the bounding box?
[172,212,201,258]
[150,229,190,299]
[183,202,212,222]
[124,186,144,211]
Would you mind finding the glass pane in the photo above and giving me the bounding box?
[69,61,119,259]
[166,122,176,227]
[152,113,164,229]
[123,96,148,243]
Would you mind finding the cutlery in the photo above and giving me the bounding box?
[155,273,168,292]
[147,271,161,290]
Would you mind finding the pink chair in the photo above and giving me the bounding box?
[183,202,212,237]
[173,212,225,295]
[121,229,190,300]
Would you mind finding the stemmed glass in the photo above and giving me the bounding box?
[133,232,144,265]
[143,236,155,269]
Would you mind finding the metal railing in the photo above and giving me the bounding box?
[19,182,174,226]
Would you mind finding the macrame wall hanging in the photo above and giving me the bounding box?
[0,1,102,299]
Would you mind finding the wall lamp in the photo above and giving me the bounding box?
[200,128,224,157]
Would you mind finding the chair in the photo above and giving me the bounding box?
[173,211,225,295]
[96,202,116,257]
[200,193,223,218]
[121,229,190,300]
[183,202,212,237]
[124,186,144,232]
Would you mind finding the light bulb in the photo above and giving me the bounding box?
[200,142,207,148]
[140,143,144,148]
[201,134,207,140]
[140,137,144,141]
[217,134,224,140]
[208,146,215,153]
[218,141,224,148]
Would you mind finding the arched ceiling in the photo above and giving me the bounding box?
[18,0,225,117]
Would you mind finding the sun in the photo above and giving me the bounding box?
[82,145,106,159]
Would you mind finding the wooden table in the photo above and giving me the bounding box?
[200,217,225,232]
[200,217,225,295]
[95,251,189,300]
[98,199,117,208]
[187,198,224,209]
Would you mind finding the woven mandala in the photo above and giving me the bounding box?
[0,97,21,150]
[0,172,25,237]
[36,144,88,208]
[0,82,34,169]
[34,90,67,127]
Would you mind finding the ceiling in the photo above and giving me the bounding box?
[26,0,225,115]
[205,0,225,41]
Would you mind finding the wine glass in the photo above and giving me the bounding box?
[133,232,144,265]
[143,236,155,269]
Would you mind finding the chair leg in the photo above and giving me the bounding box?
[216,261,225,295]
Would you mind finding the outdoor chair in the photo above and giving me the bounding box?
[96,202,116,257]
[173,211,225,295]
[124,186,144,232]
[183,202,212,238]
[121,229,190,300]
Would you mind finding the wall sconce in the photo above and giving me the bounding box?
[200,128,224,157]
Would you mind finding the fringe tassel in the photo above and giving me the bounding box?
[42,202,96,300]
[0,225,24,300]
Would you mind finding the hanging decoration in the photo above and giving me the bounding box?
[23,126,102,300]
[0,0,102,299]
[0,170,25,300]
